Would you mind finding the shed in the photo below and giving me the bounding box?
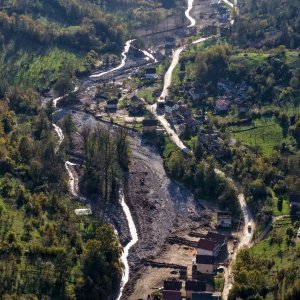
[217,211,231,228]
[106,98,119,110]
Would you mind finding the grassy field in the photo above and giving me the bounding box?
[252,218,300,268]
[19,48,86,90]
[230,117,294,156]
[137,88,155,103]
[230,50,300,69]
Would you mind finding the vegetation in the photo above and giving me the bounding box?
[0,0,129,92]
[230,219,300,300]
[0,86,123,298]
[161,137,240,216]
[230,0,300,49]
[81,125,130,201]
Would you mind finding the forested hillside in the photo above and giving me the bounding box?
[0,0,128,92]
[0,86,125,298]
[230,0,300,49]
[94,0,186,28]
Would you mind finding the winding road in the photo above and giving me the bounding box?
[51,0,248,298]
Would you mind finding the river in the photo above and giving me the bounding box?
[185,0,196,27]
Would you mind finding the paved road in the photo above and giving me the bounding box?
[214,169,255,300]
[221,0,234,8]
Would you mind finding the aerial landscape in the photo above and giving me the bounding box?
[0,0,299,299]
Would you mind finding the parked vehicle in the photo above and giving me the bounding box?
[248,222,252,232]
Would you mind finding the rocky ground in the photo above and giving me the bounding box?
[121,136,214,298]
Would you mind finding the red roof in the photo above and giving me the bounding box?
[205,232,225,245]
[163,290,182,300]
[197,239,218,251]
[215,98,230,111]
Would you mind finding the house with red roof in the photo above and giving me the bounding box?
[197,239,219,257]
[215,97,230,113]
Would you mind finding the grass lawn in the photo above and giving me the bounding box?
[137,88,155,104]
[163,136,179,158]
[214,274,225,292]
[271,190,290,217]
[230,52,269,68]
[251,218,300,270]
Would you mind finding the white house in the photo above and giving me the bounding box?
[217,211,232,228]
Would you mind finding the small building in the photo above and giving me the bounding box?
[197,239,219,257]
[215,97,230,112]
[163,290,182,300]
[192,292,221,300]
[157,98,166,109]
[217,6,228,21]
[217,211,232,228]
[74,207,92,216]
[106,98,119,110]
[164,280,182,291]
[165,43,174,55]
[145,67,158,79]
[165,36,176,47]
[186,280,206,300]
[129,95,145,115]
[143,119,158,134]
[195,255,215,274]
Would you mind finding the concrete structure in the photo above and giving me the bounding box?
[217,211,232,228]
[195,255,215,274]
[192,292,221,300]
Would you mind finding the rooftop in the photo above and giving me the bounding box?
[205,232,226,245]
[197,239,219,251]
[162,290,182,300]
[143,119,158,126]
[196,255,215,265]
[164,280,182,291]
[185,280,206,291]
